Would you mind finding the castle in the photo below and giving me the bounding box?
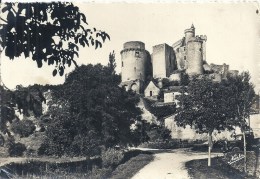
[120,24,239,103]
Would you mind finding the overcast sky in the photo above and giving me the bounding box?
[1,2,260,92]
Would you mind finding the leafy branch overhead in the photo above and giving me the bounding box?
[0,2,110,76]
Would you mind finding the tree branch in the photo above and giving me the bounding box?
[0,17,8,24]
[71,59,79,68]
[11,6,17,14]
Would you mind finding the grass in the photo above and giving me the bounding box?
[110,154,154,179]
[185,156,257,179]
[1,157,102,178]
[0,150,154,179]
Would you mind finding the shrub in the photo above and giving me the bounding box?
[120,150,152,164]
[11,119,36,137]
[139,140,179,149]
[37,141,63,157]
[89,166,113,179]
[101,148,124,168]
[0,134,5,146]
[7,142,26,156]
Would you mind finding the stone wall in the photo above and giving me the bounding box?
[121,80,143,94]
[164,115,252,140]
[174,46,187,70]
[152,43,176,79]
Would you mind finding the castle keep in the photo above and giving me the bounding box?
[120,41,152,93]
[173,24,206,75]
[120,24,237,98]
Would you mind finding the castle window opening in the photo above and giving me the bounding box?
[150,91,153,96]
[122,61,124,67]
[184,56,186,60]
[184,47,186,51]
[135,51,140,57]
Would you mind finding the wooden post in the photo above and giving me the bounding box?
[208,132,212,167]
[243,131,247,172]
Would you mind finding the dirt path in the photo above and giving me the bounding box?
[132,148,222,179]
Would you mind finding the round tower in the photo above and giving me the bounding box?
[121,41,149,83]
[184,24,195,44]
[186,39,203,75]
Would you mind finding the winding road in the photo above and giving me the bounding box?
[132,148,222,179]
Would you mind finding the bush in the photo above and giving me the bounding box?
[0,134,5,146]
[139,140,179,149]
[120,150,152,164]
[8,142,26,157]
[101,148,124,168]
[89,166,113,179]
[11,119,36,137]
[37,141,63,157]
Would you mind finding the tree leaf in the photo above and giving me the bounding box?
[2,4,12,13]
[80,13,87,24]
[53,69,57,76]
[59,66,64,76]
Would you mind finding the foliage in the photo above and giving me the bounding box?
[39,63,145,156]
[3,158,102,177]
[89,166,113,179]
[0,2,110,75]
[0,134,5,146]
[175,73,255,166]
[139,140,179,149]
[224,72,255,131]
[101,148,124,168]
[0,87,15,136]
[108,51,116,74]
[180,72,190,86]
[111,153,154,179]
[176,76,241,134]
[130,120,150,145]
[185,157,250,179]
[11,119,36,137]
[157,125,172,141]
[145,123,172,142]
[7,140,26,157]
[143,98,176,122]
[0,84,45,136]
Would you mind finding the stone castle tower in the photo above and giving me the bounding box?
[152,43,176,79]
[172,24,207,75]
[120,41,151,93]
[120,25,207,93]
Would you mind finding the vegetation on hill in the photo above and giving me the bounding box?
[0,52,151,158]
[38,61,149,156]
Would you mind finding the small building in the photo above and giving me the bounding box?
[169,72,181,82]
[163,86,182,107]
[144,81,160,99]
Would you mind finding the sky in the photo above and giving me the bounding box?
[1,1,260,92]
